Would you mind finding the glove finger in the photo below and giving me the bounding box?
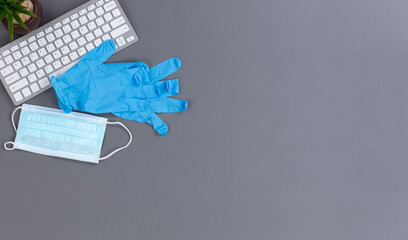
[148,57,182,82]
[149,98,188,113]
[112,98,187,114]
[149,113,169,135]
[123,79,180,98]
[103,61,149,71]
[80,40,116,65]
[114,111,169,135]
[51,76,73,113]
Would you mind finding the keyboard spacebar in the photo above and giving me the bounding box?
[48,60,79,79]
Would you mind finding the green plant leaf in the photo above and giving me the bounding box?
[0,9,6,21]
[3,5,12,14]
[12,9,27,30]
[13,5,37,18]
[7,12,13,41]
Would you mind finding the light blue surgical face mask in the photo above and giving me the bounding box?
[4,104,132,164]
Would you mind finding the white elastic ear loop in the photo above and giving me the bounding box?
[4,106,23,151]
[99,121,133,161]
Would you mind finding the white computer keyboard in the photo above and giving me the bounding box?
[0,0,138,105]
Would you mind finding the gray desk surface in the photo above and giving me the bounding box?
[1,0,408,239]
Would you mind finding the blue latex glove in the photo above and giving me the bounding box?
[51,40,187,135]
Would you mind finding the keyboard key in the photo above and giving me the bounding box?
[127,35,135,42]
[69,52,79,60]
[45,27,53,34]
[29,42,39,51]
[19,41,28,47]
[46,43,56,52]
[62,18,70,24]
[28,74,37,82]
[104,1,116,11]
[28,36,36,42]
[95,7,104,16]
[0,59,4,68]
[21,57,30,65]
[79,26,88,34]
[2,50,10,56]
[55,29,64,38]
[85,32,95,41]
[71,20,80,29]
[36,69,46,78]
[53,22,62,29]
[71,30,80,39]
[69,41,79,50]
[21,46,30,55]
[77,37,86,46]
[44,65,54,73]
[116,38,126,47]
[53,60,62,69]
[102,34,111,41]
[88,21,96,30]
[79,9,87,15]
[86,42,95,51]
[87,11,96,20]
[30,83,40,92]
[95,17,104,26]
[79,16,88,24]
[46,33,56,42]
[61,46,70,55]
[112,9,120,18]
[54,39,64,48]
[49,60,79,79]
[5,55,13,64]
[94,38,103,47]
[11,45,19,51]
[9,78,28,92]
[102,24,111,33]
[44,54,53,64]
[52,50,62,59]
[22,87,31,97]
[13,51,22,60]
[1,65,13,76]
[28,63,37,72]
[96,0,104,6]
[38,78,50,88]
[38,48,47,57]
[111,16,125,28]
[29,52,39,61]
[13,92,23,102]
[77,47,86,56]
[5,72,20,84]
[88,4,96,11]
[13,61,22,70]
[63,25,72,33]
[94,28,103,37]
[38,37,47,46]
[110,24,129,38]
[20,68,29,77]
[71,13,79,20]
[63,35,72,44]
[36,31,45,38]
[104,12,113,22]
[36,59,45,68]
[61,56,70,65]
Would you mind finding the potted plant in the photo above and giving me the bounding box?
[0,0,42,41]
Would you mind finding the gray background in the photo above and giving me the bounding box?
[1,0,408,239]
